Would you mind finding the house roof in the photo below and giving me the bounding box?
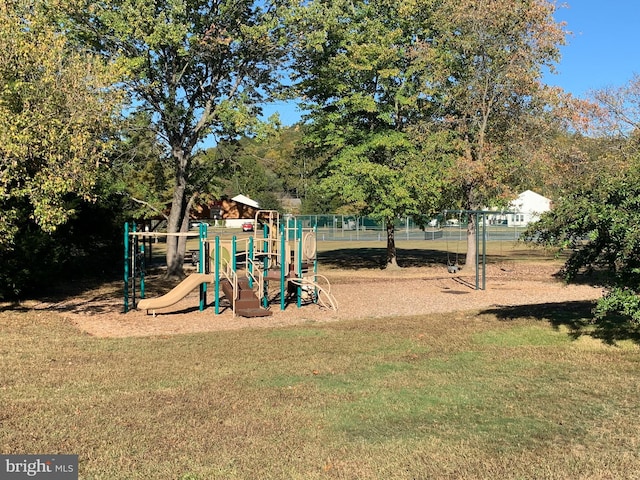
[517,190,550,201]
[509,190,551,212]
[231,194,260,209]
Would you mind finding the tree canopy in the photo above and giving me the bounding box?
[0,0,127,297]
[288,0,566,267]
[289,0,450,266]
[525,76,640,324]
[62,0,291,276]
[407,0,567,265]
[0,0,123,248]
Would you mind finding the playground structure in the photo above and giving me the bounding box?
[124,210,337,317]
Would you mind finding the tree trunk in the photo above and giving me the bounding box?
[463,182,478,274]
[165,149,191,278]
[385,220,399,269]
[166,184,189,278]
[465,213,476,273]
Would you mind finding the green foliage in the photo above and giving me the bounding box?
[60,0,292,275]
[202,135,284,210]
[289,0,566,266]
[406,0,566,209]
[67,0,290,161]
[109,112,173,219]
[289,0,447,238]
[199,126,316,212]
[523,74,640,325]
[228,135,286,197]
[525,160,640,324]
[0,0,124,247]
[319,130,447,222]
[595,288,640,325]
[0,0,126,296]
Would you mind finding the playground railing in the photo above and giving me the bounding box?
[245,255,265,302]
[243,236,265,303]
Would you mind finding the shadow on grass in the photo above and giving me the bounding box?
[480,300,640,346]
[318,248,466,269]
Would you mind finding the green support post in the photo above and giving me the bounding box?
[139,240,145,299]
[296,220,302,308]
[263,225,269,308]
[280,222,286,311]
[199,223,207,311]
[232,235,237,271]
[124,222,129,313]
[131,224,137,308]
[482,213,487,291]
[214,236,220,314]
[248,236,254,288]
[313,224,319,305]
[475,212,480,290]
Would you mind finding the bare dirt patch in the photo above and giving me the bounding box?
[20,262,603,338]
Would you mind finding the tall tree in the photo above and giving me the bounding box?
[289,0,566,267]
[590,73,640,150]
[409,0,567,268]
[289,0,447,267]
[525,76,640,324]
[63,0,290,276]
[0,0,123,248]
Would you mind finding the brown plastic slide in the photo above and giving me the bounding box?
[137,273,215,312]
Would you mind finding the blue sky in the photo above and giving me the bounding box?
[545,1,640,97]
[264,1,640,126]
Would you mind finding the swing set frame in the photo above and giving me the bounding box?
[441,209,514,290]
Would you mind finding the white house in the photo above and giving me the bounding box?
[506,190,551,227]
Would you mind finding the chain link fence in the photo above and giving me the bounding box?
[295,215,526,242]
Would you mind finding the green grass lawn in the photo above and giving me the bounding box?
[2,304,639,479]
